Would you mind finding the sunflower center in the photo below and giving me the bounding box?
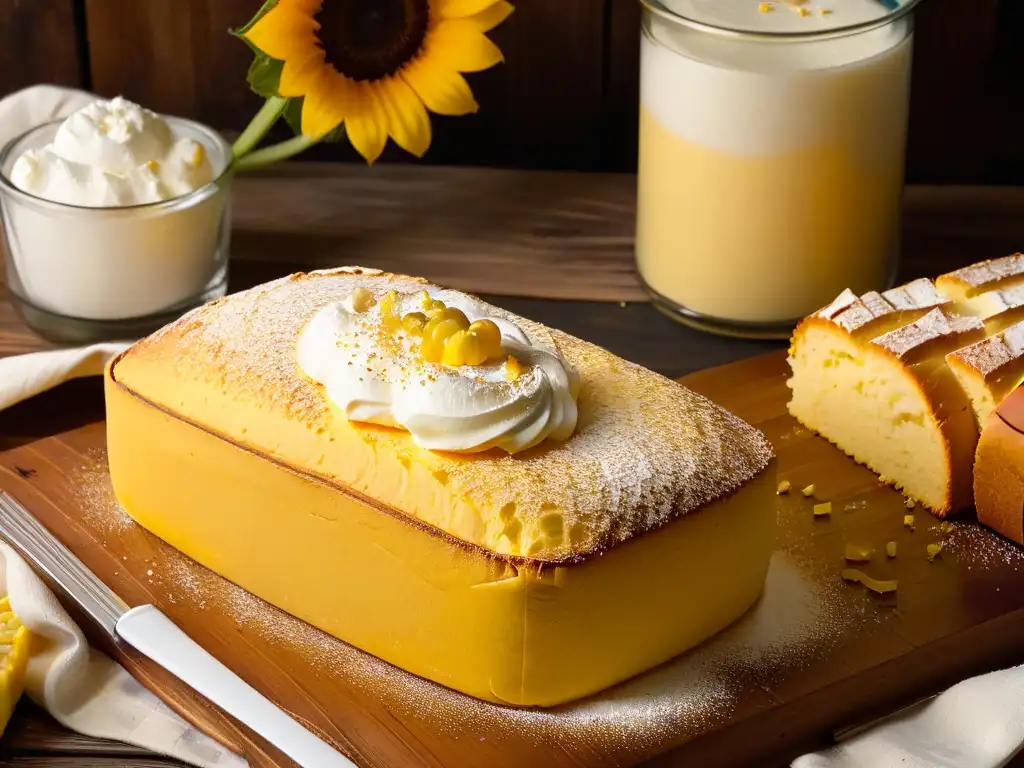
[317,0,429,82]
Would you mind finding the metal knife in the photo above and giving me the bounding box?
[0,491,354,768]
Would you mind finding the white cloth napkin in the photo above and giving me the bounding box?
[0,540,245,768]
[793,668,1024,768]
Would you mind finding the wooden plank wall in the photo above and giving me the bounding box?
[0,0,1020,182]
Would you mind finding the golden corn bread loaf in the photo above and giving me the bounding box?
[788,253,1024,517]
[105,267,777,706]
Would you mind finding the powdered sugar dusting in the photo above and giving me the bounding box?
[949,320,1024,378]
[114,267,773,563]
[944,522,1024,569]
[873,307,984,360]
[940,252,1024,291]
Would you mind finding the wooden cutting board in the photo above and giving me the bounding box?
[3,352,1024,768]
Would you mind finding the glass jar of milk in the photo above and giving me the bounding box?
[636,0,924,338]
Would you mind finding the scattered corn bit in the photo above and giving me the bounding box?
[939,521,954,535]
[905,499,916,510]
[904,514,916,531]
[842,569,898,595]
[504,355,525,383]
[844,544,872,563]
[802,484,816,497]
[777,480,791,495]
[886,541,897,558]
[813,502,832,517]
[0,597,29,736]
[927,543,943,562]
[759,1,774,11]
[818,8,833,15]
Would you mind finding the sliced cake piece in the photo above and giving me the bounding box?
[937,253,1024,332]
[788,304,985,514]
[974,386,1024,544]
[947,320,1024,429]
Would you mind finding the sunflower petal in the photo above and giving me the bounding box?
[345,82,389,164]
[279,48,326,97]
[433,0,504,19]
[302,69,351,139]
[463,1,514,32]
[244,5,318,61]
[378,77,432,158]
[427,20,504,72]
[401,60,479,116]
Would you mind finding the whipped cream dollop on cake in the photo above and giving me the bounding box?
[10,96,213,207]
[298,285,580,454]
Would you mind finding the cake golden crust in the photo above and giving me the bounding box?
[112,267,773,564]
[938,253,1024,296]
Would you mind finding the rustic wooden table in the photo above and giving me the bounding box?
[0,164,1022,767]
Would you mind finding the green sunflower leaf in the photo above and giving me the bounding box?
[282,97,303,135]
[247,55,284,98]
[230,0,279,38]
[283,97,348,144]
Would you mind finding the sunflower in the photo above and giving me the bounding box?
[242,0,512,164]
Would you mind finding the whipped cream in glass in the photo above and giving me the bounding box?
[298,287,580,454]
[0,96,232,337]
[10,97,214,206]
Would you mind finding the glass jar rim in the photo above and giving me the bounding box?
[638,0,925,42]
[0,115,235,213]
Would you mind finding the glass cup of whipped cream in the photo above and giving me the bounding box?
[636,0,924,338]
[0,96,233,342]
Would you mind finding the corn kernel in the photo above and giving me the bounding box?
[505,355,524,382]
[401,311,428,336]
[441,330,484,366]
[904,514,915,530]
[802,484,816,497]
[759,2,774,11]
[886,541,897,558]
[421,314,470,362]
[927,543,942,562]
[905,499,915,509]
[813,502,831,517]
[380,290,401,332]
[190,142,205,167]
[776,480,791,495]
[346,287,376,314]
[469,319,502,352]
[145,159,160,172]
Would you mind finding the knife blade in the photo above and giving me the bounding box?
[0,491,354,768]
